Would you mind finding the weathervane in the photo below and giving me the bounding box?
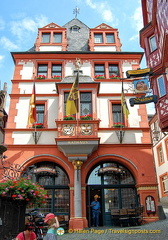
[73,7,80,18]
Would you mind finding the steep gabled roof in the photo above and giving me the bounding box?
[93,23,117,30]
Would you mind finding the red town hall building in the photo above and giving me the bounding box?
[3,18,159,229]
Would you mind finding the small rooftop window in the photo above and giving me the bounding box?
[70,25,80,32]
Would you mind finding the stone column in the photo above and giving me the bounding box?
[72,160,83,218]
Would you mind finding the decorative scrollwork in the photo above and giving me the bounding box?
[80,124,93,135]
[62,124,75,136]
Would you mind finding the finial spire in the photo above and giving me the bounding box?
[73,7,80,18]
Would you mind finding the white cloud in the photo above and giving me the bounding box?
[10,15,48,41]
[85,0,116,24]
[129,7,143,41]
[132,7,143,31]
[0,37,18,50]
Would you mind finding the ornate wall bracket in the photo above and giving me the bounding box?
[115,130,125,143]
[32,131,42,144]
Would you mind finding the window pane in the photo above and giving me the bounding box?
[94,34,103,43]
[157,76,166,97]
[149,35,157,52]
[80,92,92,115]
[94,64,105,76]
[42,33,50,43]
[36,104,45,123]
[112,104,124,123]
[109,64,119,76]
[106,34,115,43]
[54,189,69,213]
[104,189,119,211]
[121,188,136,209]
[52,64,62,77]
[37,64,48,77]
[53,33,62,43]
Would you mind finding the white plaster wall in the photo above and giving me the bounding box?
[12,131,57,144]
[122,61,138,78]
[39,46,62,51]
[98,130,143,144]
[98,98,109,128]
[99,82,121,93]
[94,46,116,51]
[15,96,58,129]
[65,62,74,76]
[20,61,34,79]
[82,62,92,76]
[18,82,56,94]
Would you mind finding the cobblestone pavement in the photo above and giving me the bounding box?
[57,217,168,240]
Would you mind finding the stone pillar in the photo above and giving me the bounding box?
[72,160,83,218]
[69,160,88,230]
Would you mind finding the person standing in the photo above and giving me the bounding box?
[90,195,101,227]
[44,213,59,240]
[15,223,37,240]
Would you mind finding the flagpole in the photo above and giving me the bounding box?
[77,69,79,138]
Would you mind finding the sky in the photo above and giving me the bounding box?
[0,0,155,114]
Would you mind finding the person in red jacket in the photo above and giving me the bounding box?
[15,223,37,240]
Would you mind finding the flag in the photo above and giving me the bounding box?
[121,81,130,119]
[28,83,36,124]
[66,72,79,116]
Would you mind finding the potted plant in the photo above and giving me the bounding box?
[94,75,105,79]
[80,114,92,120]
[36,75,46,79]
[63,116,75,120]
[113,122,125,128]
[109,75,120,79]
[32,123,43,128]
[0,178,48,207]
[52,75,61,79]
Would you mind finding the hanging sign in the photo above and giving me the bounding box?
[126,68,152,78]
[34,167,56,174]
[133,78,149,93]
[98,167,123,175]
[129,95,158,107]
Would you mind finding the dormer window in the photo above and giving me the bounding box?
[106,33,115,43]
[94,34,103,43]
[42,33,50,43]
[53,33,62,43]
[71,25,80,32]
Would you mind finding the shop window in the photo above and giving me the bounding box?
[94,33,103,43]
[36,104,45,124]
[94,64,105,77]
[157,76,166,97]
[106,33,115,43]
[109,64,119,76]
[42,33,50,43]
[157,145,164,165]
[149,35,157,52]
[112,104,124,125]
[53,33,62,43]
[52,64,62,77]
[37,64,48,78]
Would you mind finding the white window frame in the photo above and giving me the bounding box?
[149,35,157,52]
[157,75,166,97]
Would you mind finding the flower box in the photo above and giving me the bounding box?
[63,116,76,120]
[32,123,43,128]
[113,122,125,128]
[52,75,61,79]
[109,75,120,79]
[80,114,92,120]
[94,75,105,79]
[36,75,46,79]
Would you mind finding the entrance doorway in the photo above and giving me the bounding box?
[86,162,138,226]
